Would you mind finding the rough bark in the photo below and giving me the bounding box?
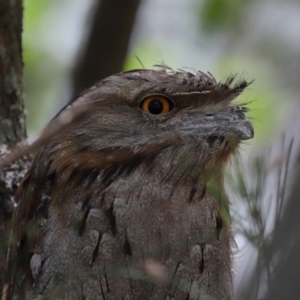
[0,0,30,292]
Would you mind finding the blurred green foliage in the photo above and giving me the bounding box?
[200,0,254,31]
[23,0,68,133]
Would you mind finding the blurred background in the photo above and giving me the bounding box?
[22,0,300,299]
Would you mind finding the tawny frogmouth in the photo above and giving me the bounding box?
[12,67,253,299]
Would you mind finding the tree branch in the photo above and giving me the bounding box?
[72,0,141,97]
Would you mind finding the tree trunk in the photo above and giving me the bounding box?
[0,0,30,292]
[72,0,141,97]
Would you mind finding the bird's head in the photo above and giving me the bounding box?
[39,67,253,180]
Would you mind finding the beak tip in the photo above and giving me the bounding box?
[240,121,254,140]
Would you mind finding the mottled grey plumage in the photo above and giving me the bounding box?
[12,67,253,299]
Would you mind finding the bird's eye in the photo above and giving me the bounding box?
[139,95,174,115]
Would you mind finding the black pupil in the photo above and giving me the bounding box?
[148,99,164,114]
